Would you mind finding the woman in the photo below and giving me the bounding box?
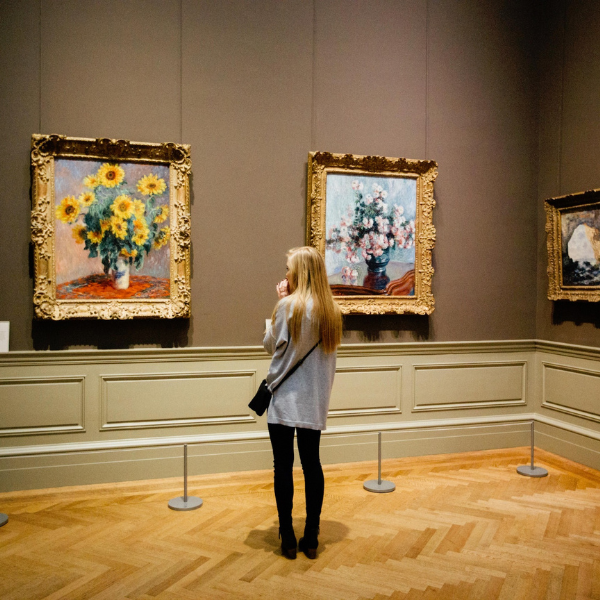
[263,246,343,560]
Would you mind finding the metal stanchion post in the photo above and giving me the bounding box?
[517,421,548,478]
[364,432,396,493]
[168,445,203,510]
[0,513,7,527]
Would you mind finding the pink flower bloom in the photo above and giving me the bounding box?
[351,180,360,190]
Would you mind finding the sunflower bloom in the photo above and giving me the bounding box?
[133,199,146,217]
[98,163,125,188]
[72,224,87,244]
[137,173,166,196]
[120,248,138,258]
[133,218,148,234]
[133,229,149,246]
[111,195,134,219]
[153,227,170,250]
[110,216,127,240]
[100,219,110,233]
[154,205,169,224]
[87,230,103,244]
[56,196,80,223]
[79,191,95,207]
[83,174,100,188]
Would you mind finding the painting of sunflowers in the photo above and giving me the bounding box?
[54,160,171,299]
[31,135,191,320]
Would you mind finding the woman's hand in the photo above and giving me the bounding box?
[276,279,290,299]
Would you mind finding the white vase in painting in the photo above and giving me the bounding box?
[111,257,130,290]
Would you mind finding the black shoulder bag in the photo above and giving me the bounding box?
[249,340,321,416]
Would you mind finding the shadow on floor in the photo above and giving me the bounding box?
[244,519,350,556]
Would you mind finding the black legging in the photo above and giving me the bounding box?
[268,423,324,531]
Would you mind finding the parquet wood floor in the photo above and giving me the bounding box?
[1,448,599,599]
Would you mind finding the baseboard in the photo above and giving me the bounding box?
[0,415,535,492]
[535,417,600,471]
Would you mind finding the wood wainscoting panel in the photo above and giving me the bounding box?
[542,362,600,423]
[101,370,257,430]
[413,361,526,412]
[0,376,85,436]
[328,365,401,417]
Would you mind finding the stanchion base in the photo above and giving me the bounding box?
[168,496,203,511]
[363,480,395,493]
[0,513,8,527]
[517,465,548,478]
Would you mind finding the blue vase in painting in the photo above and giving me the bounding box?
[364,248,390,290]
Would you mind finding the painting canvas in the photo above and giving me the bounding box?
[307,152,437,315]
[545,189,600,302]
[560,207,600,286]
[325,173,417,296]
[54,159,171,300]
[31,134,192,320]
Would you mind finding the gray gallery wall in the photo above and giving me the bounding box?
[0,0,541,351]
[536,0,600,348]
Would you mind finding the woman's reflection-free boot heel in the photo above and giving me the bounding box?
[298,526,319,559]
[279,527,297,559]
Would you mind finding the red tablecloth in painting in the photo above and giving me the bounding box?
[57,275,170,300]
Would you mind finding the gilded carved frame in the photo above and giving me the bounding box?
[307,152,437,315]
[545,188,600,302]
[31,134,192,319]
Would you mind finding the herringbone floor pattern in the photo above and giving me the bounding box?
[1,448,599,599]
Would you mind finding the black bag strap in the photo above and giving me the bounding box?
[270,339,321,393]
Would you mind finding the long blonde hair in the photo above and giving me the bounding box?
[271,246,343,353]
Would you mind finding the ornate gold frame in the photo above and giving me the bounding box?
[31,134,192,319]
[545,188,600,302]
[307,151,437,315]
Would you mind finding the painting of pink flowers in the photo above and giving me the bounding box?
[325,174,417,296]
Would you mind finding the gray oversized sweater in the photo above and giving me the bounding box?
[263,297,337,431]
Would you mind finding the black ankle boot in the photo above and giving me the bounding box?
[279,527,297,559]
[298,526,319,559]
